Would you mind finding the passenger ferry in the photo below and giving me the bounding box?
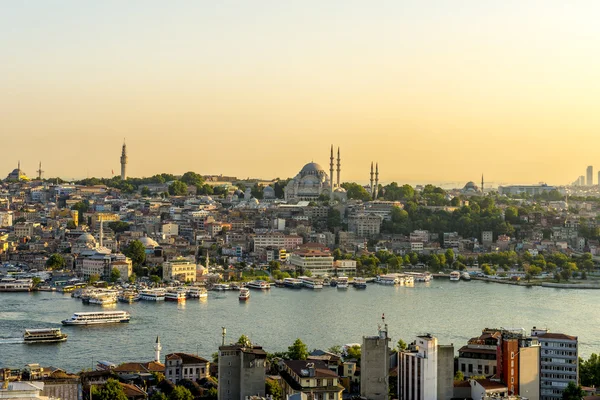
[336,277,349,289]
[165,288,187,302]
[377,274,400,285]
[187,287,208,299]
[0,278,33,292]
[353,277,367,289]
[23,328,68,343]
[61,311,130,325]
[246,280,271,290]
[450,271,461,281]
[88,293,117,306]
[299,276,323,290]
[117,291,140,303]
[212,284,230,291]
[139,288,166,301]
[239,287,250,301]
[283,278,303,289]
[404,272,432,282]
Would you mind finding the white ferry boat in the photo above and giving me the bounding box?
[61,311,130,325]
[117,291,140,303]
[246,280,271,290]
[403,275,415,285]
[299,276,323,289]
[139,288,166,301]
[239,287,250,301]
[212,284,230,291]
[353,277,367,289]
[377,274,400,285]
[450,271,461,281]
[23,328,68,343]
[187,287,208,299]
[461,272,471,281]
[165,288,187,302]
[283,278,303,289]
[88,293,117,306]
[0,278,33,292]
[336,277,349,289]
[404,272,432,282]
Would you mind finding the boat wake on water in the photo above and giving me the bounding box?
[0,338,25,344]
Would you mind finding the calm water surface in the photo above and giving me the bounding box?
[1,280,599,371]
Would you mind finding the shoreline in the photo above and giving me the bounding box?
[434,274,600,289]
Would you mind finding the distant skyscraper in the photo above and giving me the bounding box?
[586,166,593,186]
[579,176,585,186]
[120,140,127,180]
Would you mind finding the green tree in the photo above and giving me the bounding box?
[237,334,252,347]
[397,339,407,351]
[168,181,188,196]
[128,273,137,284]
[110,267,121,282]
[327,345,342,355]
[287,338,309,360]
[346,345,361,362]
[265,379,283,400]
[180,171,204,188]
[150,275,161,284]
[168,386,193,400]
[482,264,493,276]
[341,182,372,201]
[89,274,100,285]
[454,371,465,381]
[150,393,168,400]
[66,220,77,229]
[91,379,127,400]
[580,353,600,387]
[124,240,146,267]
[141,186,151,197]
[108,221,130,233]
[32,277,42,287]
[46,254,66,270]
[561,381,585,400]
[327,208,342,231]
[444,249,455,265]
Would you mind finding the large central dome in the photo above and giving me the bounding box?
[300,162,325,176]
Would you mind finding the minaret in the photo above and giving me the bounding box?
[370,162,374,200]
[99,219,103,248]
[154,336,162,362]
[36,162,44,180]
[336,147,341,188]
[329,145,335,198]
[205,250,210,270]
[481,174,484,194]
[375,163,379,200]
[120,140,128,180]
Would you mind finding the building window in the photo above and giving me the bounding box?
[196,368,199,375]
[461,364,466,372]
[468,364,473,373]
[484,366,489,375]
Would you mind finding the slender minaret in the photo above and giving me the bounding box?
[120,140,127,180]
[329,145,335,198]
[374,163,379,200]
[99,219,103,248]
[370,162,374,200]
[336,147,341,188]
[154,336,162,362]
[481,174,484,194]
[36,162,44,180]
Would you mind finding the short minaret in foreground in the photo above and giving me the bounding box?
[154,336,162,362]
[120,140,128,180]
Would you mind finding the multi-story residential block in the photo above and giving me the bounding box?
[0,211,13,228]
[253,233,303,251]
[531,328,578,400]
[162,223,179,237]
[280,360,344,400]
[458,329,500,378]
[14,222,35,238]
[347,213,382,238]
[482,231,493,244]
[164,353,210,383]
[289,249,334,276]
[361,324,390,400]
[398,334,439,400]
[163,258,197,282]
[443,232,460,249]
[333,259,357,276]
[218,343,267,400]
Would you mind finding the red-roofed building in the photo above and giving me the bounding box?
[280,360,345,400]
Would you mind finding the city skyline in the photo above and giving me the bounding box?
[3,1,600,184]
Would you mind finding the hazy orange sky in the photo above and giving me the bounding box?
[2,1,600,186]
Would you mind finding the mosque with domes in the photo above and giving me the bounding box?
[5,162,29,181]
[284,146,347,203]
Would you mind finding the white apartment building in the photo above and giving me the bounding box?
[348,213,383,238]
[398,335,438,400]
[162,223,179,237]
[531,328,578,400]
[253,233,303,251]
[410,230,430,243]
[482,231,493,244]
[334,259,357,276]
[289,249,334,276]
[163,258,197,282]
[0,211,13,228]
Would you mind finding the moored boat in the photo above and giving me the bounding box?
[336,277,349,289]
[139,288,166,301]
[117,291,140,303]
[88,293,117,306]
[61,311,130,325]
[239,287,250,301]
[353,277,367,289]
[299,276,323,290]
[165,288,187,302]
[0,278,33,292]
[187,287,208,299]
[450,271,461,281]
[283,278,303,289]
[461,272,471,281]
[246,280,271,290]
[212,284,230,291]
[23,328,68,343]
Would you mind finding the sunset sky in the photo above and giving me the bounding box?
[2,1,600,186]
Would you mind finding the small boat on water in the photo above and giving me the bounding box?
[61,311,130,326]
[283,278,303,289]
[165,288,187,302]
[139,288,166,301]
[239,287,250,301]
[299,276,323,290]
[450,271,461,281]
[117,291,140,303]
[461,272,471,281]
[88,293,117,306]
[353,277,367,289]
[246,280,271,290]
[187,287,208,299]
[212,284,230,291]
[336,276,349,289]
[23,328,68,343]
